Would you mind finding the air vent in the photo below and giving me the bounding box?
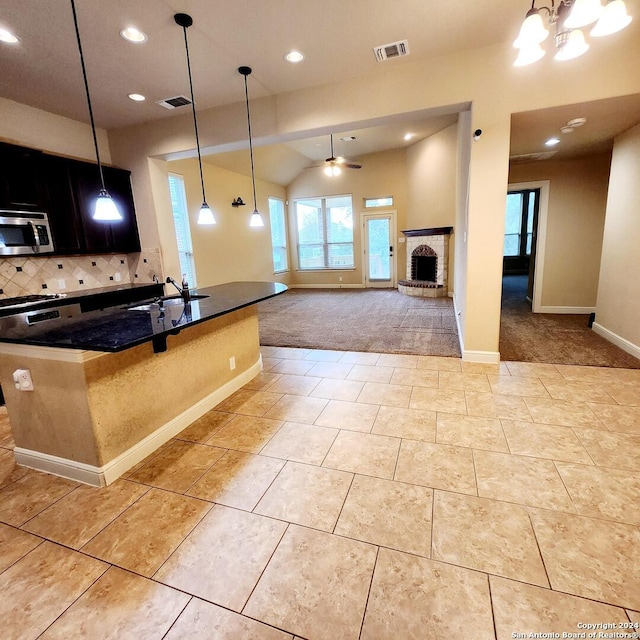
[156,95,192,110]
[373,39,410,62]
[510,151,558,163]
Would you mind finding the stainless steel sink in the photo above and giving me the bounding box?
[127,294,209,311]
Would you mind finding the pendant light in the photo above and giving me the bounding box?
[175,13,215,226]
[70,0,122,222]
[238,66,264,228]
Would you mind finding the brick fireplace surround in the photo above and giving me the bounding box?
[398,227,452,298]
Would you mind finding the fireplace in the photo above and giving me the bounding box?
[411,246,437,281]
[398,226,452,298]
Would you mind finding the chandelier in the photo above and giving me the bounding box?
[513,0,632,66]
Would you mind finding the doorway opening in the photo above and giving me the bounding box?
[362,211,396,288]
[502,188,540,305]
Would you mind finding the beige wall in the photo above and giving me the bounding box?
[406,123,459,290]
[595,122,640,352]
[0,97,111,163]
[168,158,289,287]
[286,147,408,287]
[103,25,640,358]
[406,123,458,229]
[509,153,611,309]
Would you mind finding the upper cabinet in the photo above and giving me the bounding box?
[66,160,141,254]
[0,141,141,255]
[0,142,48,211]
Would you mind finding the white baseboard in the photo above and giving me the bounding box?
[290,284,365,289]
[592,323,640,361]
[538,305,596,314]
[452,295,500,363]
[13,355,263,487]
[461,349,501,364]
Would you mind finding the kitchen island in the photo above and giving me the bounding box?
[0,281,286,486]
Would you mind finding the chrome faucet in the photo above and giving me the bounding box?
[166,276,182,294]
[166,276,191,303]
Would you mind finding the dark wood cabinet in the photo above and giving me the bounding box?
[0,142,48,211]
[44,154,84,254]
[71,163,140,254]
[39,149,141,255]
[1,141,141,255]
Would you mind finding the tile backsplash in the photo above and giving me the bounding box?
[0,249,163,299]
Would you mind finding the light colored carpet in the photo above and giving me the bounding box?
[258,288,461,357]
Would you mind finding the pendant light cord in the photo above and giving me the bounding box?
[179,24,207,205]
[70,0,106,191]
[242,73,259,211]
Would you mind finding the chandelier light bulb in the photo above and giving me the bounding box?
[564,0,604,29]
[555,29,590,60]
[591,0,632,35]
[514,10,549,48]
[514,42,546,66]
[0,27,19,43]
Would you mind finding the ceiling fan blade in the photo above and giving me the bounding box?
[344,163,362,169]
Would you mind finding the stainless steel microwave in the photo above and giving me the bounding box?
[0,210,54,256]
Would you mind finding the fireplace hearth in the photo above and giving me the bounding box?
[398,226,452,298]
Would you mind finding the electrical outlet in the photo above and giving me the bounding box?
[115,273,122,282]
[13,368,34,391]
[229,356,236,370]
[58,278,66,289]
[339,276,343,282]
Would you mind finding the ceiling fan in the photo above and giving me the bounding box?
[322,134,362,176]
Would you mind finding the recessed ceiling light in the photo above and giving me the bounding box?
[545,137,561,146]
[284,50,304,63]
[404,133,414,141]
[566,117,587,127]
[120,27,147,43]
[128,93,146,102]
[0,27,19,44]
[560,126,574,134]
[340,136,356,142]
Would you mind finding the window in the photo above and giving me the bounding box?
[295,195,354,270]
[364,196,394,208]
[504,189,538,258]
[168,173,197,287]
[268,197,288,273]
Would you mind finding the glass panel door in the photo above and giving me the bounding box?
[363,213,395,288]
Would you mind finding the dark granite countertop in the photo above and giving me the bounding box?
[0,283,165,318]
[0,281,287,353]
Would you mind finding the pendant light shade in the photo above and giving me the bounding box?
[514,41,546,65]
[564,0,604,28]
[175,13,216,226]
[554,28,590,60]
[94,190,122,221]
[70,0,122,222]
[197,204,215,225]
[591,0,632,36]
[513,9,549,47]
[239,66,264,229]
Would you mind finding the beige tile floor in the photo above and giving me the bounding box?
[1,347,640,639]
